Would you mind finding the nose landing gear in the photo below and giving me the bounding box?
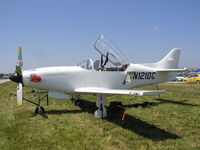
[8,89,49,115]
[35,106,45,114]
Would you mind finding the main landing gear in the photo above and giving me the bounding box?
[70,94,107,119]
[95,95,107,118]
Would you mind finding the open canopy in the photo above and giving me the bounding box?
[94,35,129,66]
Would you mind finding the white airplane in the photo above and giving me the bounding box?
[9,35,186,118]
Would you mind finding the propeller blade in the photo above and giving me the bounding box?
[16,46,23,105]
[16,46,23,75]
[17,83,23,105]
[10,46,24,105]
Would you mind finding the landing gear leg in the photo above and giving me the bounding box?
[34,91,45,114]
[95,95,107,119]
[156,84,161,98]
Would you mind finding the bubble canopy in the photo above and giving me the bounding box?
[94,35,129,66]
[77,59,93,70]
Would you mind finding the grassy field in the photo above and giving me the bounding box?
[0,82,199,150]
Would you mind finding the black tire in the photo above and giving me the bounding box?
[35,106,45,114]
[196,80,200,84]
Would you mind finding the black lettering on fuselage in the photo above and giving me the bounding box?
[132,72,139,79]
[152,72,156,79]
[131,72,156,80]
[140,72,144,79]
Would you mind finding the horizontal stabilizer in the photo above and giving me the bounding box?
[75,88,165,96]
[156,68,188,72]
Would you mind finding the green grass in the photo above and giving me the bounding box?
[0,82,200,150]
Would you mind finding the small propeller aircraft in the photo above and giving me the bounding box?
[9,35,186,118]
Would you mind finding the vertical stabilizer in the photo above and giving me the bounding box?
[157,48,181,69]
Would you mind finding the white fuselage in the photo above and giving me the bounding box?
[22,63,176,94]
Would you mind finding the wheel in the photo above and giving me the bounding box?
[196,80,200,84]
[35,106,45,114]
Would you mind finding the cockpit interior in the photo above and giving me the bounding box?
[77,35,129,72]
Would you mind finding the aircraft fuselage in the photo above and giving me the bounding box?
[22,63,176,94]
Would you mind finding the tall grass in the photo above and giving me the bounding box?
[0,82,199,150]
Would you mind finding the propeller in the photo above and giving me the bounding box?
[9,46,23,105]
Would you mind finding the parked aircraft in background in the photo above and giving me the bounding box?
[9,35,186,118]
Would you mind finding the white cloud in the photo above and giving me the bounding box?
[152,26,160,31]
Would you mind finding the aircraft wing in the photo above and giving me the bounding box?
[75,88,165,96]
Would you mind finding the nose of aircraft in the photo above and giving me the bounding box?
[9,74,21,83]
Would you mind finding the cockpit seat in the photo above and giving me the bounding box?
[93,60,100,71]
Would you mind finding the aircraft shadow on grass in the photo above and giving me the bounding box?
[44,99,180,141]
[155,98,200,107]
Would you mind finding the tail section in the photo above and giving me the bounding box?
[157,48,181,69]
[142,48,181,69]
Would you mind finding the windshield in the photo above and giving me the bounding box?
[77,59,94,70]
[94,35,129,66]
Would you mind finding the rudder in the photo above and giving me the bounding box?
[157,48,181,69]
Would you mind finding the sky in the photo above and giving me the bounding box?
[0,0,200,73]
